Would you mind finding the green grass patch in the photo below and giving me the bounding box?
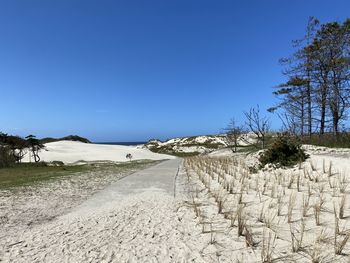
[0,160,158,189]
[235,144,261,154]
[167,151,200,157]
[147,146,201,157]
[0,163,91,189]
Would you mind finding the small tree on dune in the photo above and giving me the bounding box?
[244,105,270,149]
[26,135,44,163]
[7,135,28,163]
[126,153,133,161]
[224,118,245,153]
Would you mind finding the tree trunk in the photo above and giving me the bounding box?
[301,94,305,136]
[306,54,312,137]
[319,82,328,135]
[331,71,340,136]
[306,82,312,137]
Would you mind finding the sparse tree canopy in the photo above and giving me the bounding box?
[25,135,45,163]
[224,118,245,153]
[0,133,29,164]
[126,153,133,161]
[272,17,350,138]
[244,105,270,149]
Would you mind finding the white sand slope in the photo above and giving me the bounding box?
[22,141,175,164]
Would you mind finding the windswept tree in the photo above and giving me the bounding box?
[26,135,44,163]
[0,132,27,167]
[274,17,320,137]
[224,118,245,152]
[244,105,270,149]
[308,38,331,135]
[313,20,350,135]
[0,133,28,163]
[6,135,28,163]
[270,77,309,135]
[273,17,350,138]
[0,132,45,166]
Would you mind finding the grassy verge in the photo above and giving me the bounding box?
[167,152,200,157]
[301,133,350,148]
[235,145,261,154]
[0,160,158,189]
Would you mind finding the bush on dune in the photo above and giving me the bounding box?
[259,133,308,167]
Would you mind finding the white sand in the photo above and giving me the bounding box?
[2,159,210,262]
[22,140,175,164]
[3,144,350,262]
[182,147,350,262]
[0,161,160,258]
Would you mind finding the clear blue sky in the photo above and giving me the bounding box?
[0,1,349,141]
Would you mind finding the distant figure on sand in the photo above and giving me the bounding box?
[126,153,132,161]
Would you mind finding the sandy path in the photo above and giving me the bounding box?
[2,159,208,263]
[67,159,181,218]
[0,161,158,248]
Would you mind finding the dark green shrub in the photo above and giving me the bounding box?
[259,133,308,167]
[40,135,91,144]
[0,146,16,168]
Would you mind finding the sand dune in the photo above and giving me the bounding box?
[22,140,175,164]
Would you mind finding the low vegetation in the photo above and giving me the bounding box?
[259,133,308,167]
[40,135,91,144]
[0,133,45,167]
[0,132,91,169]
[145,135,226,156]
[0,159,157,189]
[302,133,350,149]
[0,146,16,168]
[0,162,89,189]
[184,156,350,261]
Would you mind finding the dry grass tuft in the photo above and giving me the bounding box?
[290,219,305,252]
[237,204,246,237]
[287,193,296,223]
[261,228,276,263]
